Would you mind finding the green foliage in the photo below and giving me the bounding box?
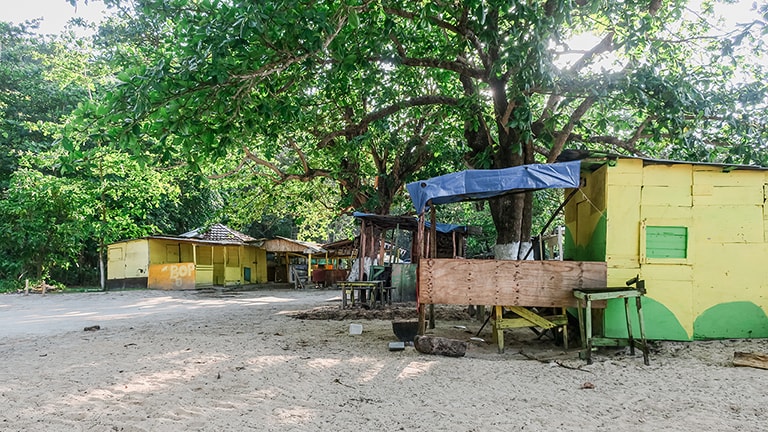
[93,0,768,250]
[0,21,88,191]
[4,0,766,290]
[0,15,224,288]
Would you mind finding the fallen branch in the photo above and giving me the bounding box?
[518,349,593,373]
[733,352,768,370]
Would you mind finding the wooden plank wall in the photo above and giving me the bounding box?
[418,259,607,307]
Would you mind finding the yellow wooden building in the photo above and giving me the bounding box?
[565,156,768,340]
[107,224,267,290]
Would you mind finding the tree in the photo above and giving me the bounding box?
[0,20,89,191]
[0,13,224,290]
[96,0,768,257]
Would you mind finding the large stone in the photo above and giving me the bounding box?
[413,335,467,357]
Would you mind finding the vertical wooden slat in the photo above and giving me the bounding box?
[429,204,437,329]
[359,219,366,281]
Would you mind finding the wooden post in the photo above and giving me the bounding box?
[429,204,437,329]
[392,225,400,264]
[308,253,313,282]
[359,220,366,281]
[416,211,426,335]
[284,253,290,284]
[493,305,504,353]
[378,229,386,265]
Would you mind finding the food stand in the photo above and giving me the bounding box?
[406,161,608,353]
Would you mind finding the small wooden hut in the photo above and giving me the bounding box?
[260,236,326,286]
[107,224,267,290]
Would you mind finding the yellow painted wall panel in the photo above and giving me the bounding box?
[643,164,692,186]
[642,263,693,281]
[107,244,125,280]
[148,240,178,264]
[213,246,225,264]
[641,185,692,206]
[693,243,767,285]
[125,240,149,278]
[644,279,694,339]
[692,243,768,316]
[693,186,763,206]
[569,166,607,249]
[606,267,642,287]
[196,246,213,265]
[606,185,641,264]
[180,243,194,262]
[196,266,214,285]
[148,262,196,290]
[640,264,694,337]
[608,256,642,269]
[224,266,241,285]
[640,206,693,220]
[693,167,757,187]
[693,205,763,243]
[255,248,267,282]
[606,159,643,185]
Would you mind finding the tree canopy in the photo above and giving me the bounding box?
[1,0,767,288]
[93,0,768,257]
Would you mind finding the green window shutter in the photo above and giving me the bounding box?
[646,226,688,259]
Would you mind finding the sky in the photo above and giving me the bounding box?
[1,0,109,35]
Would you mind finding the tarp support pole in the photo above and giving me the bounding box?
[417,209,426,335]
[523,188,580,260]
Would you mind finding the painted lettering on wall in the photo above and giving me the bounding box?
[148,263,196,290]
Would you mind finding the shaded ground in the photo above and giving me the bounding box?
[2,288,768,431]
[287,302,472,321]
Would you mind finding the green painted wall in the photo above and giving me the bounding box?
[603,297,690,341]
[694,302,768,339]
[564,215,607,262]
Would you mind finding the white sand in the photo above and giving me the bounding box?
[1,288,766,431]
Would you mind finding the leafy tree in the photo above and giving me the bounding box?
[0,20,89,191]
[0,144,184,289]
[0,11,222,289]
[94,0,768,259]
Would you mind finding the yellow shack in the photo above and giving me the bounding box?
[107,223,267,290]
[565,155,768,340]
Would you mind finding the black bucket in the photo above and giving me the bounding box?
[392,320,419,342]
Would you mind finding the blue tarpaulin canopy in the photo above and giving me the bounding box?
[406,161,581,214]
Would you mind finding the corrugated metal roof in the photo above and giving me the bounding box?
[262,236,326,254]
[563,151,768,172]
[179,223,257,243]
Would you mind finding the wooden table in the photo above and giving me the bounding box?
[338,281,386,309]
[573,282,650,365]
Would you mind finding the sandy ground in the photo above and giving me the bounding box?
[1,287,767,431]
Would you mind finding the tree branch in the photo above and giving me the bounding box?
[547,96,596,163]
[399,56,485,79]
[384,6,490,70]
[539,32,615,124]
[318,95,460,147]
[230,13,347,96]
